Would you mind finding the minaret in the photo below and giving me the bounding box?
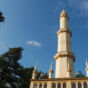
[54,9,75,78]
[85,59,88,77]
[49,63,53,78]
[32,64,37,79]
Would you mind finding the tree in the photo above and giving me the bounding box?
[0,47,47,88]
[75,71,85,78]
[0,47,23,87]
[0,47,34,88]
[0,11,5,22]
[36,71,48,79]
[0,11,47,88]
[21,67,34,88]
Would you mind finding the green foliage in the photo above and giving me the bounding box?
[75,71,85,78]
[0,47,34,88]
[37,71,48,79]
[0,47,47,88]
[0,11,5,22]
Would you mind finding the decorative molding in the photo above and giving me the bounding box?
[57,28,72,37]
[54,51,75,62]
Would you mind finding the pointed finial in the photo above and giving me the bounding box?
[60,9,69,19]
[50,63,53,70]
[49,63,53,78]
[35,64,37,71]
[62,9,66,13]
[40,72,43,76]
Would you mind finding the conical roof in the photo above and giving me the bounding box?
[60,9,69,19]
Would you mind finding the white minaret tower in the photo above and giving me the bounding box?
[85,59,88,77]
[32,64,37,79]
[54,9,75,78]
[49,63,53,78]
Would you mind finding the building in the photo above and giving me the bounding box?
[30,10,88,88]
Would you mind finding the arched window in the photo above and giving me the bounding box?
[72,83,76,88]
[52,83,56,88]
[63,83,66,88]
[34,83,37,88]
[39,84,42,88]
[58,83,61,88]
[84,82,87,88]
[44,84,47,88]
[78,83,81,88]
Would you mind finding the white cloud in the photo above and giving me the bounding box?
[55,0,88,17]
[68,0,88,16]
[81,1,88,11]
[27,40,41,47]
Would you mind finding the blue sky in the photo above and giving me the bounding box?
[0,0,88,76]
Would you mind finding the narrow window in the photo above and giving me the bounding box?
[44,84,47,88]
[34,83,37,88]
[39,84,42,88]
[63,83,66,88]
[78,83,81,88]
[84,82,87,88]
[52,83,56,88]
[72,83,76,88]
[58,83,61,88]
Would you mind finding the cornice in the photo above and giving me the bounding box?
[30,77,88,81]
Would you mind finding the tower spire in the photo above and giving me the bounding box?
[50,63,53,70]
[54,10,75,78]
[32,64,37,79]
[49,63,53,78]
[34,64,37,71]
[60,9,69,19]
[59,9,69,29]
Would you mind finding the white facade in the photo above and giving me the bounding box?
[55,10,75,78]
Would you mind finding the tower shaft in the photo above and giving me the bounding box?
[54,10,75,78]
